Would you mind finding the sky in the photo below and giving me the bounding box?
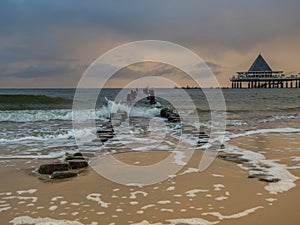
[0,0,300,88]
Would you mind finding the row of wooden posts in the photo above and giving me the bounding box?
[231,80,300,88]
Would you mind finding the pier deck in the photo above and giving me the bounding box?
[230,77,300,88]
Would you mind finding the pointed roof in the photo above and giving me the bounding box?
[248,54,272,72]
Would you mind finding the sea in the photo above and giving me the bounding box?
[1,88,300,159]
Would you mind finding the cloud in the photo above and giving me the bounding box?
[0,0,300,87]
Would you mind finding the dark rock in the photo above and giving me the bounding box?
[198,139,209,144]
[68,160,88,169]
[168,115,180,122]
[98,134,114,139]
[217,154,249,164]
[38,163,69,174]
[248,172,269,179]
[99,137,108,142]
[74,152,83,157]
[65,156,85,161]
[50,171,77,179]
[160,108,171,117]
[259,177,280,183]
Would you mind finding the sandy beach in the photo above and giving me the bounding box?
[1,131,300,225]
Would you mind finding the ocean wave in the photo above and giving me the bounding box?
[0,95,72,110]
[0,109,73,122]
[0,100,161,122]
[256,114,300,123]
[0,130,75,142]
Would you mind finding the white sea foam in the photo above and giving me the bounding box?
[0,130,74,143]
[172,151,187,166]
[130,201,139,205]
[161,208,174,213]
[229,127,300,139]
[202,206,263,220]
[225,143,298,194]
[0,206,11,212]
[179,167,199,175]
[49,205,57,211]
[9,216,96,225]
[130,191,148,199]
[3,196,38,202]
[132,220,162,225]
[215,196,227,201]
[291,156,300,162]
[166,186,175,191]
[213,184,225,191]
[167,218,219,225]
[211,174,224,178]
[257,114,300,124]
[16,189,37,195]
[157,200,171,204]
[141,204,155,210]
[0,99,160,123]
[186,189,209,197]
[86,193,110,208]
[223,128,300,194]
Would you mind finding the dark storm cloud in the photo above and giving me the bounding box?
[0,0,299,87]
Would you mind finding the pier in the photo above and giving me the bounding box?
[230,54,300,88]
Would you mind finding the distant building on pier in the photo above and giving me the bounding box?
[230,54,300,88]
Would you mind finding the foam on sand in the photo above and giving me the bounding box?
[225,143,298,194]
[86,193,110,208]
[16,189,37,195]
[161,208,174,213]
[213,184,224,191]
[202,206,263,220]
[211,174,224,178]
[130,191,148,199]
[157,200,171,204]
[132,220,163,225]
[141,204,155,210]
[0,206,11,212]
[215,196,228,201]
[10,216,99,225]
[167,218,219,225]
[178,167,199,175]
[2,196,38,203]
[186,189,209,197]
[229,127,300,139]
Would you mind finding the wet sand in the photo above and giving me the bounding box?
[1,136,300,225]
